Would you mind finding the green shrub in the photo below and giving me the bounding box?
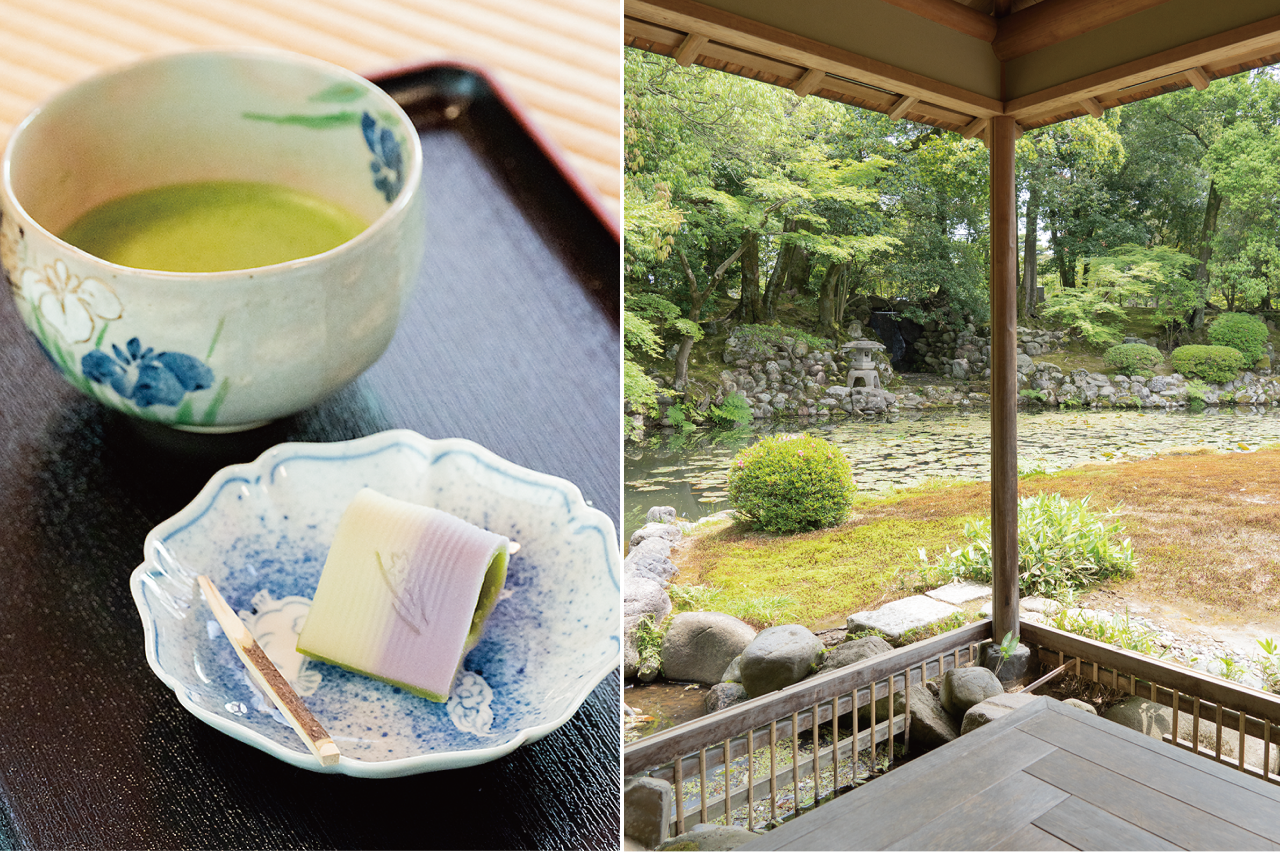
[632,615,665,679]
[707,391,753,427]
[727,434,855,533]
[1171,345,1245,383]
[1103,343,1163,376]
[731,324,833,361]
[1208,312,1269,363]
[922,493,1136,599]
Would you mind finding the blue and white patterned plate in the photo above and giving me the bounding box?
[130,430,620,777]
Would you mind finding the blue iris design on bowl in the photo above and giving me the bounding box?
[362,111,404,203]
[82,337,214,407]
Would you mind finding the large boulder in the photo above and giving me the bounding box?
[960,692,1038,734]
[819,635,893,674]
[657,824,760,851]
[630,522,682,550]
[623,574,672,680]
[704,682,749,714]
[939,667,1004,717]
[646,506,678,524]
[898,685,961,750]
[660,612,757,685]
[740,624,825,698]
[626,537,679,584]
[1104,696,1280,773]
[623,776,673,850]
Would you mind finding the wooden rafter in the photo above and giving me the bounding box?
[626,0,1004,117]
[992,0,1175,61]
[1006,12,1280,121]
[875,0,996,41]
[675,32,707,65]
[1184,65,1212,90]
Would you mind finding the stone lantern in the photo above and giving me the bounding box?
[845,339,885,389]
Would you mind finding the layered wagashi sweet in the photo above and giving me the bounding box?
[296,488,509,701]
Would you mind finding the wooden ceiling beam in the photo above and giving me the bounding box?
[1006,12,1280,121]
[992,0,1174,62]
[888,94,920,119]
[793,68,827,97]
[1078,97,1103,118]
[1184,66,1212,90]
[874,0,996,41]
[675,32,708,65]
[626,0,1003,117]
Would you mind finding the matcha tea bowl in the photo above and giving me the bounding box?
[1,48,424,431]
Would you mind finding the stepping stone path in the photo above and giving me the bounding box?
[848,594,960,641]
[926,580,993,605]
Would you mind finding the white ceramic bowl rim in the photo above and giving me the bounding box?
[1,46,424,281]
[130,429,621,777]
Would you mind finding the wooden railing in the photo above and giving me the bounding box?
[623,620,991,836]
[1021,621,1280,785]
[626,617,1280,841]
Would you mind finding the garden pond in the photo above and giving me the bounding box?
[624,405,1280,540]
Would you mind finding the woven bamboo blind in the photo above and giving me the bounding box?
[0,0,620,221]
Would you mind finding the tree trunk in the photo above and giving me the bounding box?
[737,231,761,324]
[817,262,847,341]
[1191,181,1222,330]
[1022,181,1040,317]
[762,224,796,320]
[1050,220,1074,288]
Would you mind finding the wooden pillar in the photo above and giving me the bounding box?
[989,115,1020,642]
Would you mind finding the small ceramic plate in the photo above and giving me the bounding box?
[131,430,620,777]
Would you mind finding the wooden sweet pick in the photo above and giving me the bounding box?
[197,575,340,767]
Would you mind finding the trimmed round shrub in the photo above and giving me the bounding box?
[1103,343,1163,376]
[1171,344,1245,383]
[727,434,855,534]
[1208,312,1269,364]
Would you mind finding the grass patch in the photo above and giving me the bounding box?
[668,447,1280,631]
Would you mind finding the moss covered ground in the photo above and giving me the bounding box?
[672,447,1280,631]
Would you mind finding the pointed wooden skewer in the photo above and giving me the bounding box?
[197,575,340,767]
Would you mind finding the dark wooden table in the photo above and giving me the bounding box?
[741,696,1280,851]
[0,65,620,850]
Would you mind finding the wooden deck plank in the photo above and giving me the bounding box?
[1023,748,1279,851]
[739,725,1058,849]
[1017,705,1280,843]
[1032,794,1181,851]
[884,771,1069,851]
[1022,698,1280,801]
[990,823,1078,851]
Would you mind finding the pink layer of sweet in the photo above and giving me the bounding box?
[374,510,504,696]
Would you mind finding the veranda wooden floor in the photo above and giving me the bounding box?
[739,696,1280,851]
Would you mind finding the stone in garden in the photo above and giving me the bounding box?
[897,684,961,750]
[629,522,682,550]
[660,612,757,685]
[624,776,673,850]
[721,654,742,683]
[625,538,678,584]
[646,506,677,525]
[704,682,749,714]
[1062,698,1096,715]
[1021,596,1064,615]
[740,624,825,698]
[847,595,960,641]
[623,571,672,680]
[960,692,1039,734]
[657,823,761,851]
[624,574,672,625]
[1103,696,1280,773]
[819,635,893,674]
[940,667,1004,716]
[925,580,992,606]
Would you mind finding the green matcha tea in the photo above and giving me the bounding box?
[61,181,368,272]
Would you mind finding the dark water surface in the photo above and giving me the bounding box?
[624,406,1280,539]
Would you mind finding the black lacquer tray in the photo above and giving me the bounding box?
[0,62,620,850]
